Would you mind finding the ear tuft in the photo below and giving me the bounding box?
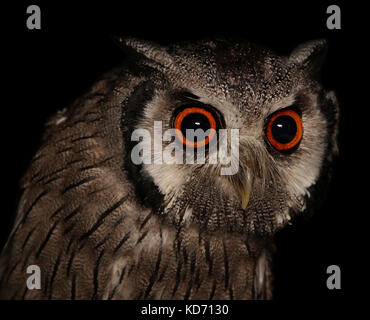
[112,36,173,67]
[289,39,328,72]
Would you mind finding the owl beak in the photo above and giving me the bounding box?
[232,170,254,210]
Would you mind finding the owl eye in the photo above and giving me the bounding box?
[173,107,218,148]
[266,109,303,151]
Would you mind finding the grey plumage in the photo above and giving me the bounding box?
[0,38,338,299]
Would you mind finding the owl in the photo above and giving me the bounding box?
[0,37,338,299]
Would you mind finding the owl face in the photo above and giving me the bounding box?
[121,38,339,235]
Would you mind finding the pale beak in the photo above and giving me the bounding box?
[232,170,254,210]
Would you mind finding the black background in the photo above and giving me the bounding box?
[0,0,363,303]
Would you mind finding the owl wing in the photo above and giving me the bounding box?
[0,68,152,299]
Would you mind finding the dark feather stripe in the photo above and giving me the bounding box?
[29,152,46,164]
[223,241,229,290]
[66,235,76,253]
[48,250,63,299]
[108,284,118,300]
[55,146,72,155]
[21,190,48,224]
[92,250,105,299]
[190,251,196,275]
[54,134,74,144]
[71,273,77,299]
[63,222,76,235]
[35,220,58,259]
[176,205,189,227]
[113,232,131,253]
[63,206,80,222]
[135,229,149,245]
[144,242,162,298]
[80,195,128,241]
[83,110,101,117]
[79,155,115,172]
[139,211,153,230]
[194,268,202,292]
[50,205,65,219]
[87,185,111,196]
[174,227,183,253]
[157,265,168,282]
[184,278,193,300]
[76,145,95,153]
[61,176,96,194]
[59,118,90,132]
[42,176,63,186]
[88,117,104,124]
[78,241,87,251]
[209,279,217,300]
[251,261,257,298]
[184,251,197,300]
[204,238,213,276]
[43,272,50,295]
[21,226,37,250]
[66,158,84,166]
[22,286,28,300]
[71,133,99,143]
[22,248,34,271]
[171,260,182,297]
[66,246,78,276]
[229,286,234,300]
[94,235,110,249]
[34,166,67,184]
[113,215,126,228]
[29,169,42,181]
[182,247,188,265]
[127,264,135,276]
[119,266,127,285]
[108,265,128,299]
[244,239,253,257]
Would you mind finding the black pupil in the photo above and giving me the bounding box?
[271,115,297,144]
[181,113,211,141]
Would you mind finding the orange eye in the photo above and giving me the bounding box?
[173,107,217,148]
[266,109,303,151]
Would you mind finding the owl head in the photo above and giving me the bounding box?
[118,37,339,236]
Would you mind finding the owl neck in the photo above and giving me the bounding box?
[113,208,274,299]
